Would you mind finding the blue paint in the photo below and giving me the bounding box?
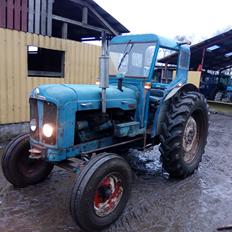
[114,121,143,137]
[29,33,192,162]
[111,34,179,49]
[227,86,232,92]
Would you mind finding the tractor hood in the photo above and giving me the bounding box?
[30,84,138,111]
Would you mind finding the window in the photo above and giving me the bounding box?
[109,42,156,78]
[132,53,143,67]
[27,46,65,78]
[179,50,189,69]
[155,47,178,83]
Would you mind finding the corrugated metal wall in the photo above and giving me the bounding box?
[0,28,100,124]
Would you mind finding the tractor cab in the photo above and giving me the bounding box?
[108,34,190,104]
[107,34,191,132]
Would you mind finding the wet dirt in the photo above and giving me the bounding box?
[0,113,232,232]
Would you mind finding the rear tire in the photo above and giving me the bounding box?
[159,91,208,178]
[70,153,132,231]
[1,133,53,188]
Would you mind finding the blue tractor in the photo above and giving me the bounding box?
[227,80,232,102]
[218,77,232,102]
[2,33,208,231]
[200,72,232,102]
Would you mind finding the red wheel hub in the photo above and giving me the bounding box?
[93,174,123,217]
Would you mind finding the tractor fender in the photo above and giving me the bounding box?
[164,83,199,101]
[156,83,198,136]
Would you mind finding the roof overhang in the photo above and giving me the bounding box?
[52,0,130,41]
[159,29,232,71]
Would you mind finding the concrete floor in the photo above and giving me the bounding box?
[0,113,232,232]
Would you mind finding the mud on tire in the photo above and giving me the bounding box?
[159,91,209,178]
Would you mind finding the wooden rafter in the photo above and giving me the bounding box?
[52,15,111,34]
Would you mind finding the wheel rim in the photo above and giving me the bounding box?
[93,174,123,217]
[18,152,46,178]
[183,116,200,163]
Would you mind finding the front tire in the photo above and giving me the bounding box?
[1,133,53,188]
[70,153,132,231]
[159,91,208,178]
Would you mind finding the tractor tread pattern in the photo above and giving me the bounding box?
[159,91,209,178]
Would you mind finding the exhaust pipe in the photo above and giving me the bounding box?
[99,31,109,113]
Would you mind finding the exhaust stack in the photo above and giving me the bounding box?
[99,31,109,113]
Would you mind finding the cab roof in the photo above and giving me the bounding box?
[111,34,182,50]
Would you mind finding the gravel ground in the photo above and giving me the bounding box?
[0,113,232,232]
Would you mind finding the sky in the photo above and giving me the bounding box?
[94,0,232,44]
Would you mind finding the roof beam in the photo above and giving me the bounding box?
[86,3,119,35]
[68,0,119,35]
[205,58,232,70]
[68,0,86,6]
[192,33,232,53]
[52,14,111,34]
[220,65,232,71]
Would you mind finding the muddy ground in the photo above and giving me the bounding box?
[0,113,232,232]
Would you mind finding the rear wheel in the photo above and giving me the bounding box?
[159,91,208,178]
[1,133,53,187]
[70,153,132,231]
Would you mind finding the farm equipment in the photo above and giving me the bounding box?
[1,33,209,231]
[200,72,232,102]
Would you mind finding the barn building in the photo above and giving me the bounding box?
[0,0,129,142]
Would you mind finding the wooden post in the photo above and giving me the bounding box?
[61,22,68,39]
[0,0,6,28]
[28,0,35,33]
[7,0,14,29]
[21,0,28,31]
[34,0,41,34]
[14,0,21,30]
[41,0,47,35]
[82,7,88,24]
[47,0,54,36]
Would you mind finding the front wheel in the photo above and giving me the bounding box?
[70,153,132,231]
[159,91,209,178]
[1,133,53,187]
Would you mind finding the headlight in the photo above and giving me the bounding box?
[42,124,54,138]
[30,119,37,132]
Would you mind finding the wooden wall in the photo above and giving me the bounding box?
[0,0,54,36]
[28,0,53,36]
[0,28,101,124]
[0,0,28,31]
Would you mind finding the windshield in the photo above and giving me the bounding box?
[109,42,156,78]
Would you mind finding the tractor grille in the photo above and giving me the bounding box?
[42,101,57,145]
[30,98,57,145]
[30,98,39,141]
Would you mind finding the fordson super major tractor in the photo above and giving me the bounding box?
[2,33,208,231]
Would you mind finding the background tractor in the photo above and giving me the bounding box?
[200,72,232,102]
[1,32,208,231]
